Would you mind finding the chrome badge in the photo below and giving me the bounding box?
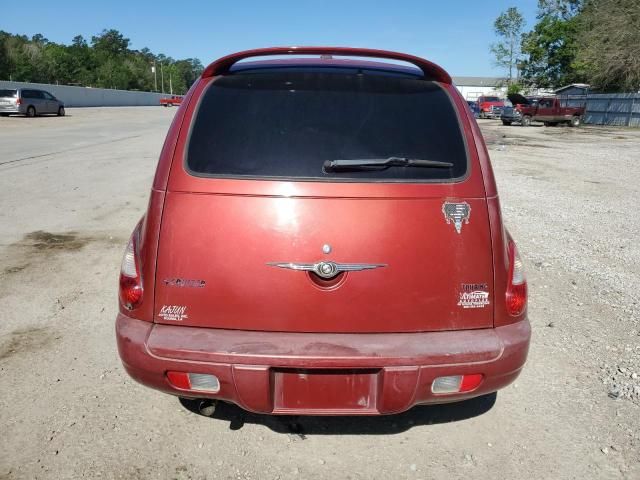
[442,201,471,234]
[267,261,386,279]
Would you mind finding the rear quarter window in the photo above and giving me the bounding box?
[186,69,468,182]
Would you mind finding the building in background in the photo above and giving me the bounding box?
[453,76,506,100]
[555,83,590,96]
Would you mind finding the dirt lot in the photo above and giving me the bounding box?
[0,109,639,479]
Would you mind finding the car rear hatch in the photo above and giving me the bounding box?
[0,89,18,111]
[154,67,494,333]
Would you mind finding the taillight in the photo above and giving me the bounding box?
[506,241,527,316]
[119,225,143,310]
[432,374,484,394]
[166,372,220,393]
[16,98,22,105]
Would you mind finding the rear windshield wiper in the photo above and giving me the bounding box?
[323,157,454,172]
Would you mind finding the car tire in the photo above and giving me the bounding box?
[26,106,36,118]
[521,115,531,127]
[569,116,581,127]
[502,120,512,126]
[57,106,65,117]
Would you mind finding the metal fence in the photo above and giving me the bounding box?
[0,80,166,107]
[562,93,640,127]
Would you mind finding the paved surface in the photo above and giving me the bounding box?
[0,109,639,479]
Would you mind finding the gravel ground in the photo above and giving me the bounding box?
[0,109,638,479]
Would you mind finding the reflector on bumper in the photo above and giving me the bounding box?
[166,371,220,393]
[432,374,483,394]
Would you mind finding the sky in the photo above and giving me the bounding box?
[1,0,539,77]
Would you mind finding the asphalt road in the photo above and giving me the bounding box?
[0,108,638,479]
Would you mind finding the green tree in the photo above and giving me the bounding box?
[91,29,129,57]
[520,0,586,88]
[490,7,525,82]
[507,82,523,95]
[0,28,202,94]
[68,35,94,85]
[577,0,640,92]
[43,43,75,84]
[0,31,12,78]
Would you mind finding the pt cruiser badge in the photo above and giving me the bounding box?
[442,201,471,234]
[267,261,386,279]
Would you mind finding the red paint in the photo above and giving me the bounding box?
[166,371,191,390]
[477,95,505,115]
[459,373,484,392]
[116,313,530,414]
[159,95,183,107]
[518,96,584,124]
[116,47,531,415]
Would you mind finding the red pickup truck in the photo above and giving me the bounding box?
[160,95,183,107]
[507,94,584,127]
[477,95,505,119]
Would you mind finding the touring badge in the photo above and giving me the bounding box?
[442,201,471,234]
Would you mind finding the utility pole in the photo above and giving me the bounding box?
[152,61,158,92]
[169,63,173,95]
[160,62,164,93]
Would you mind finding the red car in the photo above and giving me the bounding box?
[477,95,505,119]
[160,95,183,107]
[116,47,530,416]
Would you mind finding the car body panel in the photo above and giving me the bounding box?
[154,192,495,332]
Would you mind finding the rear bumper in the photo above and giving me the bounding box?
[116,314,531,415]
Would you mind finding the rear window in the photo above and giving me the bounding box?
[186,69,468,182]
[0,89,17,98]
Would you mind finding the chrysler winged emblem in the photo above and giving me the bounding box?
[267,261,386,279]
[442,201,471,234]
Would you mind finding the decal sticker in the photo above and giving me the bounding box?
[442,202,471,234]
[163,278,206,288]
[461,283,488,292]
[458,283,490,309]
[158,305,188,321]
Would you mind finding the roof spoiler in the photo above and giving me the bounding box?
[201,46,452,83]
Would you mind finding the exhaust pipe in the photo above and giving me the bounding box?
[197,399,217,417]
